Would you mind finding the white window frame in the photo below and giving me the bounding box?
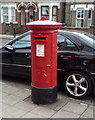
[38,2,60,20]
[76,8,85,27]
[52,6,58,21]
[1,3,16,24]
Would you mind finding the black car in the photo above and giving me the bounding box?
[1,30,95,99]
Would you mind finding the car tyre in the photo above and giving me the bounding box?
[63,71,92,99]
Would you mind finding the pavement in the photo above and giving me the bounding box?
[0,77,95,119]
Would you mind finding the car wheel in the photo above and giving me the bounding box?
[63,71,92,99]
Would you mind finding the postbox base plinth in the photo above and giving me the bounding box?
[31,85,57,104]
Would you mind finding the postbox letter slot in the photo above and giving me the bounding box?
[35,37,46,40]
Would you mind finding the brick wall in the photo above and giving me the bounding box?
[65,3,71,26]
[1,23,29,35]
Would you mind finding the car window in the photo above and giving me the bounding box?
[57,34,66,50]
[66,39,76,47]
[65,38,78,51]
[12,33,31,49]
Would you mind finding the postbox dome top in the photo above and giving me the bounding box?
[27,17,61,25]
[26,17,62,30]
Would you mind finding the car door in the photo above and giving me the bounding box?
[2,33,31,78]
[57,34,79,72]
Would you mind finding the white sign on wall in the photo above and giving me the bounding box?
[36,44,44,57]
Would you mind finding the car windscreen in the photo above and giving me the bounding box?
[12,33,31,49]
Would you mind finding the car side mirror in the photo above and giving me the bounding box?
[5,45,15,52]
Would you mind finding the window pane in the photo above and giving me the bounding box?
[3,16,8,22]
[12,42,30,48]
[3,7,8,15]
[11,8,15,22]
[88,19,91,27]
[2,7,8,22]
[58,35,65,43]
[11,16,15,22]
[52,16,57,21]
[57,35,66,50]
[77,9,84,18]
[12,34,31,48]
[88,10,91,19]
[29,7,34,22]
[65,38,78,51]
[81,19,83,27]
[53,7,57,15]
[81,10,84,18]
[77,19,84,27]
[11,7,15,15]
[66,39,75,47]
[42,6,49,15]
[19,34,30,42]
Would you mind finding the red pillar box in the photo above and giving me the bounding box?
[27,18,62,104]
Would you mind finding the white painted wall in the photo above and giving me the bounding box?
[71,4,94,11]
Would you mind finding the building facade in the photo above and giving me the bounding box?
[0,0,95,34]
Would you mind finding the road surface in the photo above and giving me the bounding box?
[0,38,11,48]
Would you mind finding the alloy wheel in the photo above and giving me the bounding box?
[66,74,88,97]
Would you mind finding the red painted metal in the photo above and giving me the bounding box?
[27,18,62,89]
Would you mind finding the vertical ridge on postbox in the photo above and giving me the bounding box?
[26,18,62,104]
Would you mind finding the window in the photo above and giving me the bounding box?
[77,9,84,27]
[2,7,8,23]
[66,39,75,47]
[57,34,66,50]
[1,4,16,23]
[29,7,34,22]
[41,6,49,19]
[88,9,92,27]
[52,6,58,21]
[65,38,78,51]
[12,34,31,49]
[58,34,78,51]
[21,7,26,25]
[11,7,15,23]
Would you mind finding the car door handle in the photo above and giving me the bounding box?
[60,55,71,58]
[25,53,31,58]
[60,55,64,58]
[63,57,68,59]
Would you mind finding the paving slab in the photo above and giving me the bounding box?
[21,112,46,118]
[3,94,23,105]
[2,85,22,94]
[13,101,37,112]
[61,101,88,115]
[13,88,31,99]
[40,95,71,111]
[2,106,28,118]
[2,92,9,98]
[80,106,94,118]
[51,109,80,118]
[30,106,56,118]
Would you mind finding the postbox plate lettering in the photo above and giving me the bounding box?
[36,44,44,57]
